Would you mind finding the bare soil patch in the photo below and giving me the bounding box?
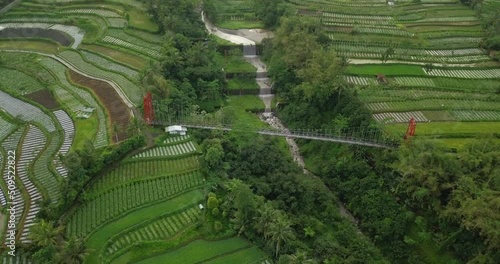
[25,89,59,110]
[68,70,130,142]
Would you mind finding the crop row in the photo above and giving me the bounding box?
[317,15,394,26]
[92,156,200,190]
[102,36,160,57]
[0,117,16,141]
[0,90,56,132]
[104,206,201,257]
[331,42,485,57]
[81,50,139,80]
[368,99,500,112]
[67,173,203,238]
[416,16,478,22]
[344,75,377,86]
[338,51,489,63]
[39,58,109,147]
[392,77,436,87]
[17,126,45,243]
[452,110,500,121]
[428,37,482,45]
[373,111,429,124]
[359,89,496,102]
[63,9,122,17]
[133,142,197,158]
[107,29,162,50]
[419,30,483,38]
[58,50,142,105]
[162,135,190,144]
[424,68,500,79]
[322,12,391,21]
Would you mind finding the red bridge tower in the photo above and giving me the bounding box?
[143,92,154,125]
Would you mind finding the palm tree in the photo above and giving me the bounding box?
[268,213,295,258]
[253,202,276,240]
[29,220,64,247]
[55,236,90,264]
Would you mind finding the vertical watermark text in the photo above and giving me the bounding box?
[5,150,16,256]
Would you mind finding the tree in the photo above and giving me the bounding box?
[268,212,296,258]
[394,140,461,212]
[55,236,90,264]
[253,202,276,240]
[29,220,64,247]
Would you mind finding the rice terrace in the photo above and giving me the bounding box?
[0,0,498,263]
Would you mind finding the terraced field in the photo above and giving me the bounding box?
[0,0,164,252]
[291,0,500,147]
[66,137,210,263]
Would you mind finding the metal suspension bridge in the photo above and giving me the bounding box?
[150,117,398,149]
[144,93,400,149]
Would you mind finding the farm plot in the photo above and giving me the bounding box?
[92,156,201,190]
[452,110,500,121]
[39,57,109,147]
[205,246,266,264]
[58,50,142,105]
[107,18,128,28]
[0,90,56,132]
[106,29,161,50]
[125,29,164,43]
[103,205,201,259]
[432,78,499,92]
[359,89,494,102]
[132,142,197,158]
[17,126,46,243]
[0,23,84,48]
[81,50,139,80]
[101,36,160,58]
[373,111,429,124]
[0,117,16,141]
[423,68,500,79]
[90,170,202,195]
[0,67,45,95]
[162,135,190,144]
[80,44,148,69]
[53,110,74,177]
[25,89,60,110]
[421,111,455,121]
[62,8,122,17]
[67,172,203,238]
[368,99,500,112]
[31,131,62,202]
[84,189,203,264]
[135,237,255,264]
[68,69,131,142]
